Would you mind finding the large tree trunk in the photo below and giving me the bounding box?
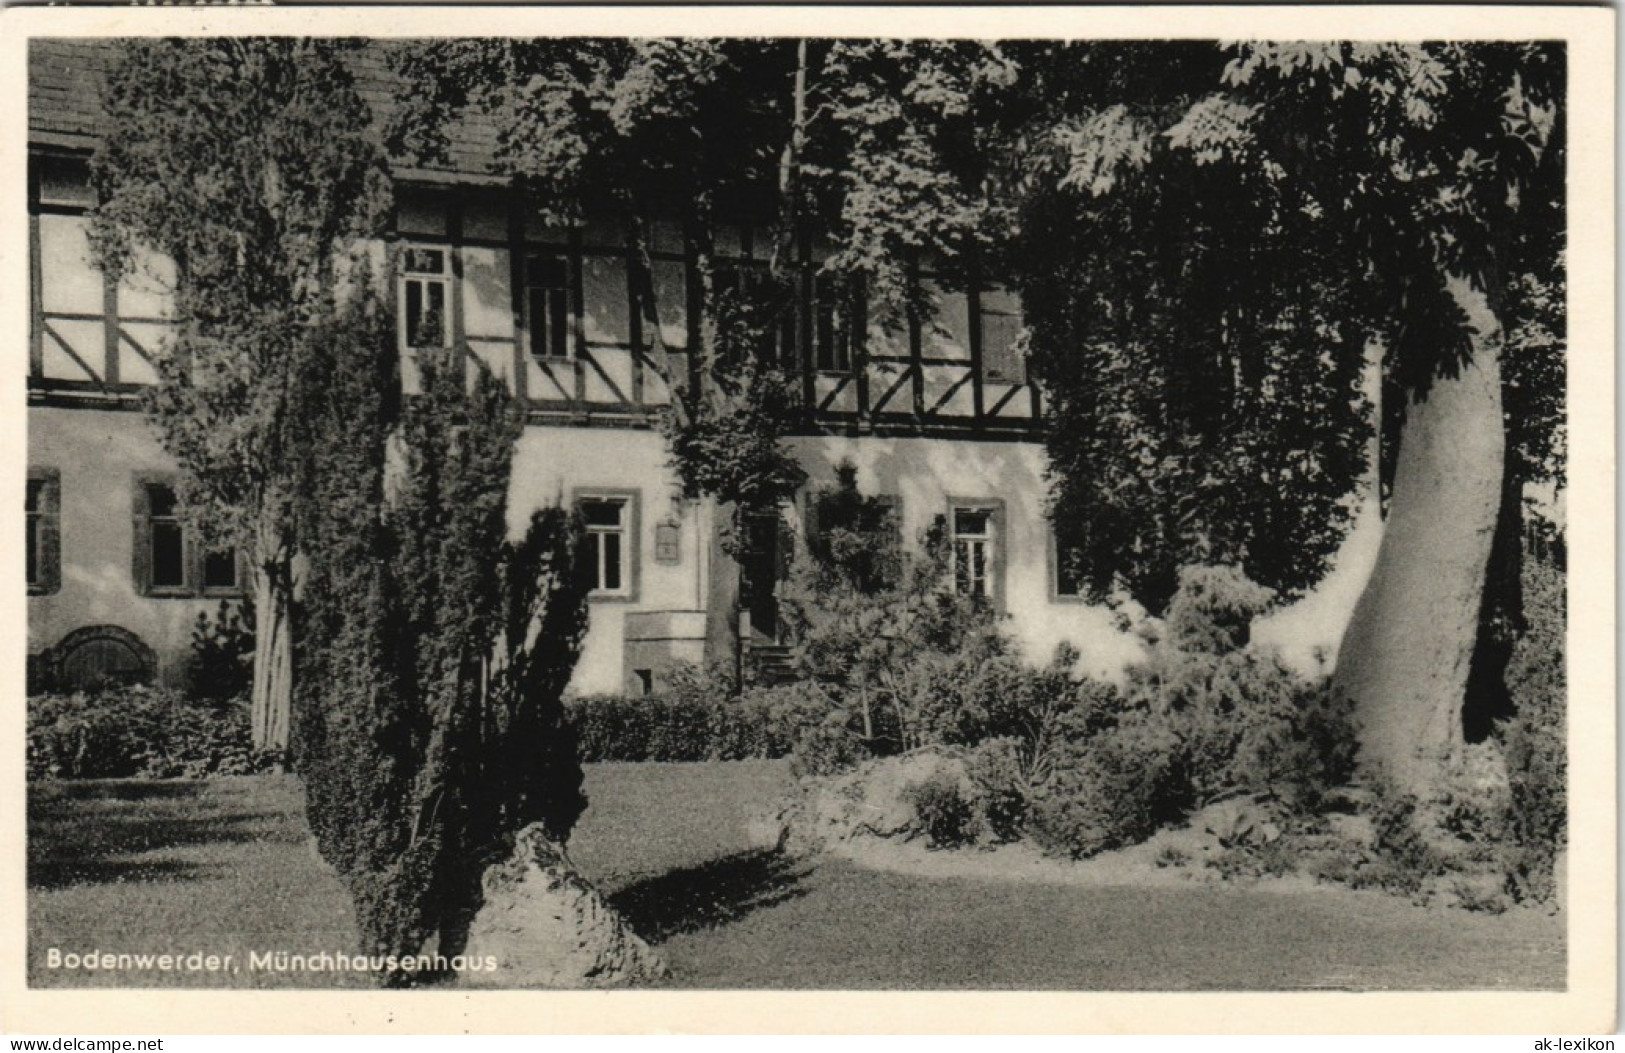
[702,499,742,684]
[1334,276,1506,799]
[251,518,295,754]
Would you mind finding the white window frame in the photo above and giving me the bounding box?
[398,245,452,352]
[574,489,638,601]
[948,499,1003,609]
[812,271,855,374]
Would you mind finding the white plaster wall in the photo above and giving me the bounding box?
[790,434,1381,683]
[28,407,221,683]
[29,402,1382,696]
[787,435,1145,680]
[507,425,702,695]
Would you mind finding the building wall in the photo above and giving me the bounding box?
[506,425,707,695]
[786,434,1145,680]
[25,155,1377,697]
[27,406,228,686]
[27,401,1381,696]
[790,432,1382,682]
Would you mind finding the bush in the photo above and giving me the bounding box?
[27,686,271,780]
[1028,710,1186,858]
[903,769,981,849]
[567,679,795,763]
[776,470,1007,764]
[964,737,1029,842]
[1496,552,1566,903]
[186,599,255,704]
[1122,567,1357,812]
[1027,565,1357,860]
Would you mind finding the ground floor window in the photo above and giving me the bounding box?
[133,478,243,598]
[948,501,1002,607]
[26,468,60,595]
[576,491,637,599]
[1052,522,1088,601]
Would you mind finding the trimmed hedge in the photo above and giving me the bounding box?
[28,686,272,780]
[567,693,794,762]
[28,683,793,778]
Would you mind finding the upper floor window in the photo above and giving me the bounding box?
[949,502,1002,606]
[813,272,855,373]
[576,492,636,600]
[714,262,796,367]
[133,479,243,598]
[979,286,1025,384]
[528,254,572,361]
[26,469,61,596]
[400,247,451,351]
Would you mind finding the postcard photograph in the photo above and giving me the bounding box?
[5,5,1614,1035]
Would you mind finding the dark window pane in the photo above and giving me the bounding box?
[1055,533,1085,597]
[406,280,424,343]
[26,513,37,586]
[531,283,571,360]
[152,521,185,588]
[815,274,851,372]
[580,500,622,527]
[203,550,238,590]
[602,533,622,591]
[954,509,989,537]
[532,256,568,289]
[527,288,547,358]
[26,478,42,514]
[550,288,569,359]
[423,282,446,345]
[148,484,178,518]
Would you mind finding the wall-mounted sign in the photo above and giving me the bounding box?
[654,520,681,565]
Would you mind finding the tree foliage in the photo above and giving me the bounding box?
[388,39,1019,516]
[1008,42,1564,617]
[89,38,395,751]
[294,313,591,980]
[90,38,391,550]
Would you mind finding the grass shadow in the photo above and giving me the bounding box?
[607,849,810,945]
[28,781,306,892]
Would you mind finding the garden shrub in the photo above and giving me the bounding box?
[566,687,794,763]
[1026,565,1357,859]
[1027,709,1187,859]
[293,337,590,983]
[185,599,255,704]
[964,737,1029,842]
[776,469,1006,766]
[27,685,270,780]
[903,768,981,849]
[1122,567,1357,812]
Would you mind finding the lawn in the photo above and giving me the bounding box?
[27,764,1564,990]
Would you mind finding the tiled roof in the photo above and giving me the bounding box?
[28,38,504,182]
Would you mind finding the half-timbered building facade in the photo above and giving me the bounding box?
[26,39,1366,695]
